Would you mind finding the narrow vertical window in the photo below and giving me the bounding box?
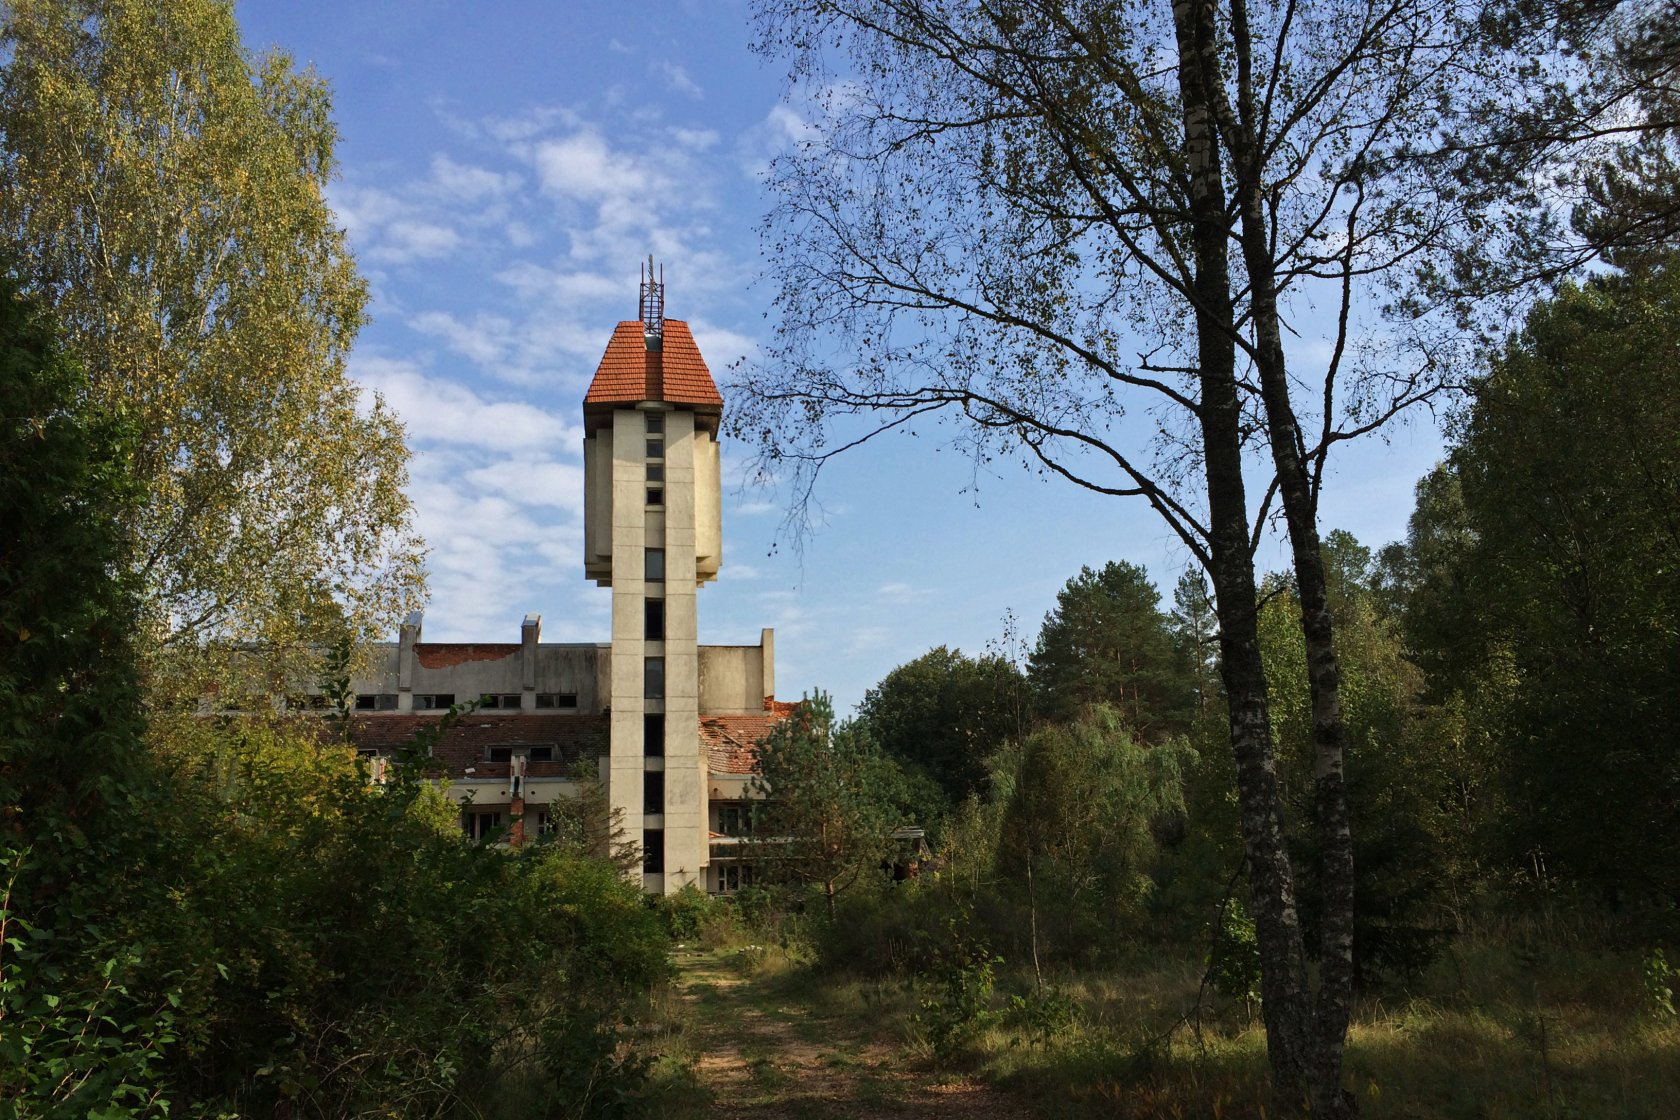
[644,713,664,757]
[644,656,665,700]
[645,548,664,582]
[645,412,664,434]
[642,829,664,874]
[643,769,665,815]
[645,598,665,641]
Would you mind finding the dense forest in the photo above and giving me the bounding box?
[4,0,1679,1117]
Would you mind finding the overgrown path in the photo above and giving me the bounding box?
[670,948,1037,1119]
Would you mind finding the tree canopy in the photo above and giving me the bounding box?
[0,0,423,681]
[1027,560,1193,733]
[856,645,1026,806]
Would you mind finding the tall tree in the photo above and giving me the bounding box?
[857,645,1027,805]
[1028,561,1193,733]
[1402,264,1680,913]
[737,1,1505,1110]
[751,693,912,920]
[0,0,423,681]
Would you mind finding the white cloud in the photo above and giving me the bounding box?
[429,153,521,202]
[352,356,583,454]
[660,61,704,100]
[532,131,659,201]
[370,219,461,263]
[671,127,720,150]
[409,310,513,367]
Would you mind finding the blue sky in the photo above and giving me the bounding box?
[235,0,1447,713]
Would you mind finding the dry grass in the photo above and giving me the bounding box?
[645,933,1680,1118]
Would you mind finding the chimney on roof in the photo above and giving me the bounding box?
[640,255,664,398]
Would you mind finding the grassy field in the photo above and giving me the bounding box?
[644,929,1680,1118]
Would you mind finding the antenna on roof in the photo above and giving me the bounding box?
[639,255,664,351]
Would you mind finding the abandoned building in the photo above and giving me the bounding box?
[333,264,791,895]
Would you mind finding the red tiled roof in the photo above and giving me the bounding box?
[700,699,798,775]
[414,644,520,669]
[583,320,723,408]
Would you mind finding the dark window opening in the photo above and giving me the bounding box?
[413,693,455,710]
[462,810,502,842]
[644,713,664,758]
[645,413,663,434]
[646,463,664,483]
[486,745,555,763]
[644,657,665,700]
[478,693,523,710]
[642,829,664,874]
[645,599,665,641]
[720,803,754,837]
[717,864,754,893]
[534,693,578,709]
[355,693,399,711]
[645,548,664,582]
[646,439,663,458]
[643,770,665,815]
[647,487,663,506]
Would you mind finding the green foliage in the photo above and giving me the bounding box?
[856,645,1027,808]
[1645,949,1678,1021]
[0,0,423,681]
[1028,561,1195,735]
[1258,531,1458,981]
[1398,264,1680,921]
[915,915,1002,1062]
[751,692,916,919]
[995,707,1196,960]
[1209,897,1263,1014]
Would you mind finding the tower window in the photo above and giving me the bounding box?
[645,413,663,434]
[644,657,665,700]
[643,769,665,815]
[646,439,663,458]
[647,463,664,483]
[642,828,664,873]
[644,712,664,757]
[647,487,663,506]
[645,598,664,641]
[645,548,664,582]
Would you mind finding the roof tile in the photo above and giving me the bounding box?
[584,320,723,408]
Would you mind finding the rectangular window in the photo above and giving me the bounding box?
[718,864,754,893]
[645,599,664,641]
[413,693,454,711]
[643,769,664,815]
[486,744,556,763]
[646,439,663,459]
[643,657,665,700]
[646,462,664,483]
[720,803,753,837]
[645,412,663,434]
[355,693,399,711]
[644,713,664,758]
[462,810,502,843]
[642,829,664,874]
[533,693,578,710]
[645,548,664,582]
[478,693,523,710]
[647,487,663,506]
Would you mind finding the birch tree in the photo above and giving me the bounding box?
[738,1,1501,1112]
[0,0,424,681]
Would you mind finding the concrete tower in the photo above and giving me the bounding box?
[582,261,723,893]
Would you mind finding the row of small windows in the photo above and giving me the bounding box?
[647,411,664,505]
[351,692,579,712]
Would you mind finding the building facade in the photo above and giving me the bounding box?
[340,267,786,894]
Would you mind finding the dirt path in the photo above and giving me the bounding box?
[672,948,1037,1119]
